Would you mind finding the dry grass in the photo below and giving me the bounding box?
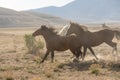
[0,27,120,80]
[24,34,44,54]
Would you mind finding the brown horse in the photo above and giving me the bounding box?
[66,22,120,61]
[32,25,82,63]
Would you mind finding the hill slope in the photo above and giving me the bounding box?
[29,0,120,22]
[0,7,67,27]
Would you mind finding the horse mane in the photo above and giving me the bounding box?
[45,26,58,35]
[70,22,88,31]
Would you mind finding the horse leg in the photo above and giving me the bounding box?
[51,51,54,63]
[106,41,117,55]
[112,44,117,57]
[76,48,82,59]
[70,48,81,61]
[105,41,118,61]
[113,46,118,62]
[41,50,50,63]
[70,48,81,63]
[82,46,87,61]
[70,49,77,59]
[113,44,117,55]
[88,47,98,60]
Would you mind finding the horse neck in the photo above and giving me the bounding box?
[42,31,58,42]
[73,25,85,34]
[75,29,85,35]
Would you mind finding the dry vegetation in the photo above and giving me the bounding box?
[24,34,44,54]
[0,27,120,80]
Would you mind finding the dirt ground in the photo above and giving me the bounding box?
[0,27,120,80]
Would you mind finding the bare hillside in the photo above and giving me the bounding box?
[0,7,67,27]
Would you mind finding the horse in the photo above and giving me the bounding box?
[66,22,120,61]
[32,25,82,63]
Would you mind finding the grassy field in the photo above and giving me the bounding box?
[0,27,120,80]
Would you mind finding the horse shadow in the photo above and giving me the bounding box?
[109,62,120,72]
[57,60,94,71]
[57,60,120,72]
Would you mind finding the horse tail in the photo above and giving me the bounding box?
[113,30,120,40]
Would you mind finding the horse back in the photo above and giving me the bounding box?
[81,30,114,46]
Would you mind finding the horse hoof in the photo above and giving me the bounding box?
[73,58,79,63]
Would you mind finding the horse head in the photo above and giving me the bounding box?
[66,22,87,36]
[32,25,47,37]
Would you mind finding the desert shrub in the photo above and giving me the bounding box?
[24,34,44,54]
[37,39,44,49]
[58,63,64,69]
[89,63,102,76]
[91,69,100,76]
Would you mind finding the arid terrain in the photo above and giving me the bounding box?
[0,26,120,80]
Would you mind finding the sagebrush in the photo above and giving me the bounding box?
[24,34,44,54]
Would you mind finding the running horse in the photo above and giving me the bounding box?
[32,25,82,63]
[66,22,120,61]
